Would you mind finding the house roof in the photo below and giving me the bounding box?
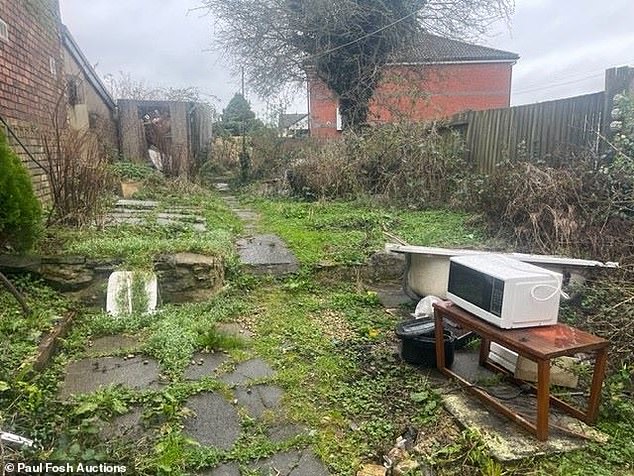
[391,33,519,64]
[279,113,308,129]
[61,25,116,110]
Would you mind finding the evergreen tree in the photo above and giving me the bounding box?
[220,93,263,136]
[0,131,41,251]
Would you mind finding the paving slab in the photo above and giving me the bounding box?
[99,406,149,443]
[237,234,299,275]
[442,392,608,461]
[59,356,161,398]
[220,359,276,386]
[235,385,284,419]
[369,284,415,309]
[266,423,306,443]
[430,350,608,461]
[250,450,329,476]
[214,183,231,192]
[183,392,241,450]
[115,199,159,209]
[197,462,240,476]
[87,335,139,355]
[184,352,229,380]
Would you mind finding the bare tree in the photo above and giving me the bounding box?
[103,71,217,104]
[201,0,513,129]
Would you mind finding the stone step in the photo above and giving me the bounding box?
[236,234,299,276]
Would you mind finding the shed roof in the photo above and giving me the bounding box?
[279,113,308,129]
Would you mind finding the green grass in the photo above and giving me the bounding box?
[37,179,242,267]
[246,197,486,266]
[250,283,440,475]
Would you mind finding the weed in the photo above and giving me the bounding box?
[197,326,247,352]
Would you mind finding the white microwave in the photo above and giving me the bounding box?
[447,254,562,329]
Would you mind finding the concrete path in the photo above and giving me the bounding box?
[60,344,330,475]
[213,182,299,276]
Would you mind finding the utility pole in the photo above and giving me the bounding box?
[239,66,249,181]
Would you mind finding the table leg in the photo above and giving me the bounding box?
[586,347,608,423]
[536,359,551,441]
[434,310,446,370]
[479,336,491,366]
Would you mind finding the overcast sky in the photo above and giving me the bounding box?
[59,0,634,116]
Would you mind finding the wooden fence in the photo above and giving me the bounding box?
[451,92,606,173]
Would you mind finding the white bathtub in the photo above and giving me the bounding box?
[386,245,619,299]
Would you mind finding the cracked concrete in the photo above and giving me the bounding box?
[184,352,228,380]
[250,450,330,476]
[197,463,240,476]
[86,335,139,355]
[220,358,276,386]
[235,384,284,419]
[59,356,161,398]
[236,234,299,276]
[183,392,241,450]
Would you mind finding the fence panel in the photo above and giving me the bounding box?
[453,92,605,173]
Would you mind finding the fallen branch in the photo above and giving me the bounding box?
[382,227,409,246]
[0,271,30,316]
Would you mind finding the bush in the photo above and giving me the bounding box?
[472,155,633,262]
[282,122,467,207]
[0,130,41,251]
[249,129,317,182]
[110,161,158,181]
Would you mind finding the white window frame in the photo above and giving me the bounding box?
[335,103,343,131]
[49,57,57,78]
[0,17,8,43]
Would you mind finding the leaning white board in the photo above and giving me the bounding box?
[106,271,158,317]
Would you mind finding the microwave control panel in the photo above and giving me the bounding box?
[490,279,504,317]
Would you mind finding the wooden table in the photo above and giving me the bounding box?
[433,300,609,441]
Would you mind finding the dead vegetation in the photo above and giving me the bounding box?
[252,122,467,208]
[43,127,115,227]
[473,155,634,265]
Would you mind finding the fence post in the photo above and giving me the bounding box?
[602,66,634,149]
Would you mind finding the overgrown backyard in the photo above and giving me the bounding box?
[1,96,634,476]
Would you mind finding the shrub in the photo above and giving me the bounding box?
[249,129,317,182]
[472,154,633,262]
[283,122,467,207]
[43,128,116,227]
[471,94,634,263]
[110,161,158,181]
[0,130,42,251]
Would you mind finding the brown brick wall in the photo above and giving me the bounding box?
[4,119,52,199]
[0,0,64,200]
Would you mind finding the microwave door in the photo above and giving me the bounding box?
[448,263,503,317]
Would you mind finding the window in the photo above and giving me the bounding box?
[49,57,57,78]
[336,104,343,131]
[66,76,83,106]
[0,18,8,42]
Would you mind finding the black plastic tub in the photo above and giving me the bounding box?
[395,319,455,368]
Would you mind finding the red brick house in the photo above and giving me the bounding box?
[0,0,65,199]
[308,34,519,137]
